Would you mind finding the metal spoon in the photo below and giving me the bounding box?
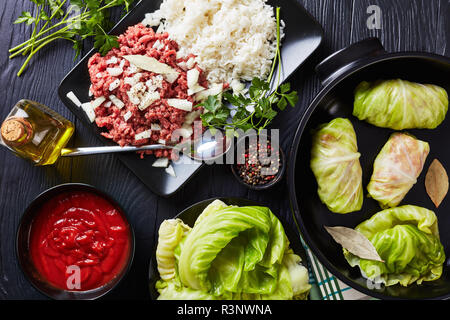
[60,132,232,161]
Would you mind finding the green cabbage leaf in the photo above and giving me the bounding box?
[310,118,363,213]
[344,205,445,287]
[353,79,448,130]
[155,200,311,300]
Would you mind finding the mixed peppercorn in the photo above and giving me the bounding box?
[235,138,281,187]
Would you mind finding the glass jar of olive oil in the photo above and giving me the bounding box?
[0,99,74,165]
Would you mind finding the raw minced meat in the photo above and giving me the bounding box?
[87,24,208,158]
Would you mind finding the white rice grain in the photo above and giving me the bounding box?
[143,0,279,84]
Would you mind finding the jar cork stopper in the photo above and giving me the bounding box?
[1,119,26,142]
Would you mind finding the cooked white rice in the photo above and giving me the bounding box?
[142,0,280,85]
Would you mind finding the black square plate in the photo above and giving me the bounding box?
[58,0,323,197]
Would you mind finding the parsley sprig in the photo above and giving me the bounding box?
[9,0,134,76]
[198,7,299,133]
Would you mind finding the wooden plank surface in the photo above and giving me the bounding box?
[0,0,448,299]
[349,0,441,51]
[436,0,450,56]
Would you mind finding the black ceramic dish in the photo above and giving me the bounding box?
[288,38,450,300]
[16,183,135,300]
[148,197,308,299]
[57,0,323,197]
[230,133,286,190]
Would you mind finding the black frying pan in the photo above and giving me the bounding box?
[288,38,450,300]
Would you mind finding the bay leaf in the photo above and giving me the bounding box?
[324,226,383,262]
[425,159,449,208]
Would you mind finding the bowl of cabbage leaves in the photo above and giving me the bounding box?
[288,37,450,299]
[148,198,311,300]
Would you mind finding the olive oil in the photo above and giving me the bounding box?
[0,99,74,165]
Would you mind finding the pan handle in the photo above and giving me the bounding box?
[315,38,386,86]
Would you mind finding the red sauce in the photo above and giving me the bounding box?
[29,191,132,291]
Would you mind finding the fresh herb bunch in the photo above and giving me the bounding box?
[198,7,298,133]
[9,0,134,76]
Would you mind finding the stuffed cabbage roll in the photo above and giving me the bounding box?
[367,132,429,208]
[310,118,363,214]
[353,79,448,130]
[344,205,445,287]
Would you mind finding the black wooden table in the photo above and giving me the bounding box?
[0,0,448,300]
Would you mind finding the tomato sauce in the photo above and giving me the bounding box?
[29,191,132,291]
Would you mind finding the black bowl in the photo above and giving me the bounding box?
[230,133,286,191]
[16,183,135,300]
[148,197,308,299]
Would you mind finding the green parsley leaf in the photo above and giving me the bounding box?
[9,0,136,76]
[277,97,287,111]
[14,12,35,25]
[85,0,100,10]
[223,92,242,107]
[48,0,64,19]
[215,108,230,121]
[197,95,219,115]
[279,83,290,94]
[201,112,214,124]
[94,33,119,56]
[72,40,83,59]
[39,8,50,21]
[263,108,278,119]
[285,91,299,107]
[251,77,269,91]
